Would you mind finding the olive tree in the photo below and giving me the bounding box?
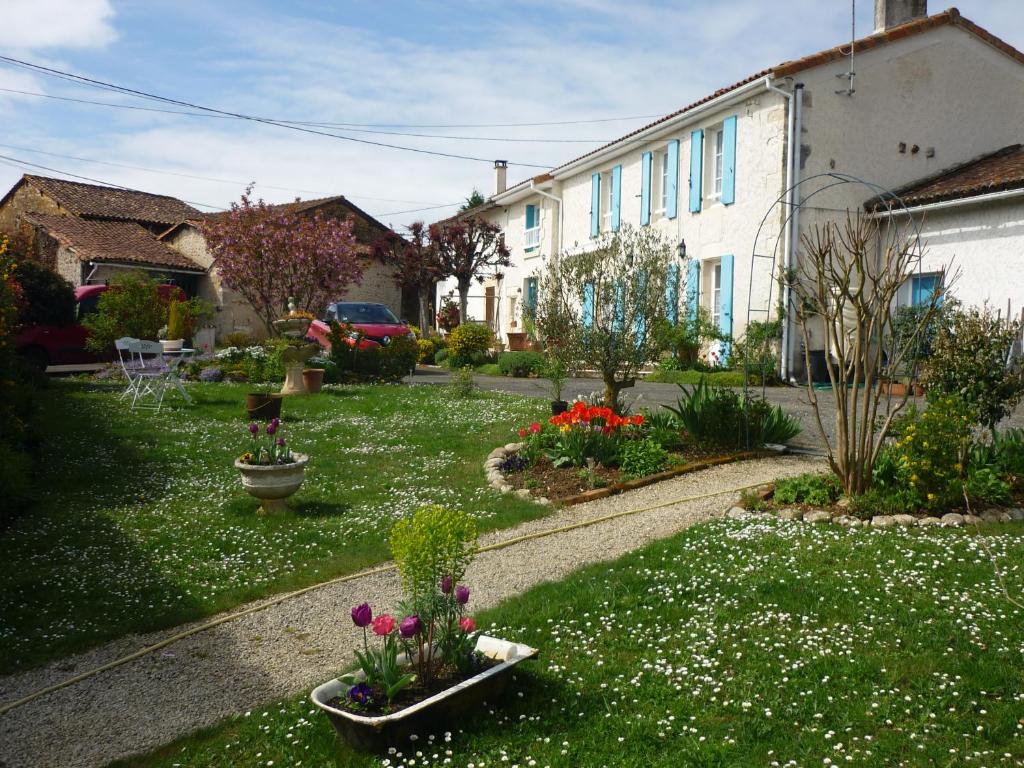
[535,225,679,410]
[784,213,951,495]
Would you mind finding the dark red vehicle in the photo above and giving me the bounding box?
[16,283,183,370]
[307,301,415,353]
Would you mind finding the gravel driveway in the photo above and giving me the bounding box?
[0,455,821,768]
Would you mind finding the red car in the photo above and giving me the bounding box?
[16,283,184,370]
[307,301,415,353]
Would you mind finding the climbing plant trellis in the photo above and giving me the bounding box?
[739,171,929,448]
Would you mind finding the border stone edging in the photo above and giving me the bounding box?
[725,493,1024,529]
[484,446,766,507]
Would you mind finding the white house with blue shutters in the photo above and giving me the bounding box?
[436,1,1024,379]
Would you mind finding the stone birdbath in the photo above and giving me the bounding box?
[273,298,319,395]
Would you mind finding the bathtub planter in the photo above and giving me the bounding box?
[234,452,308,513]
[311,635,538,752]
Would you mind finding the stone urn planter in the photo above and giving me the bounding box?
[311,635,538,752]
[302,368,325,394]
[234,453,309,513]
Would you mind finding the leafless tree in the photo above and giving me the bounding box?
[785,212,951,495]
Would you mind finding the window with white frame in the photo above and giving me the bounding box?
[711,128,725,198]
[656,151,670,214]
[710,261,723,326]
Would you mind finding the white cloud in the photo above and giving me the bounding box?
[0,0,116,52]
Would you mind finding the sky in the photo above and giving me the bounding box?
[1,0,1022,232]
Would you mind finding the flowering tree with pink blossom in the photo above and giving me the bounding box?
[204,189,364,335]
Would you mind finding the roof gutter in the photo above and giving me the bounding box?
[870,186,1024,216]
[550,76,772,179]
[84,260,206,276]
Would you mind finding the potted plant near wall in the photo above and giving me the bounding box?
[311,505,538,752]
[160,299,187,353]
[234,418,308,512]
[545,354,569,415]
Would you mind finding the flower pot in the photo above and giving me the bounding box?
[245,392,284,421]
[160,339,184,353]
[551,400,569,415]
[234,453,308,513]
[506,332,530,352]
[311,635,538,753]
[302,368,325,394]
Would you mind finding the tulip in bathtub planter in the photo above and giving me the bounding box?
[311,634,538,752]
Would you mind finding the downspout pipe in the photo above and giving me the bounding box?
[786,83,804,384]
[765,78,796,382]
[530,181,563,260]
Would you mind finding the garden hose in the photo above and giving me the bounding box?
[0,477,773,717]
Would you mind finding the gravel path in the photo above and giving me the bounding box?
[0,455,822,768]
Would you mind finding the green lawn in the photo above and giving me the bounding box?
[644,368,755,387]
[117,518,1024,768]
[0,379,548,673]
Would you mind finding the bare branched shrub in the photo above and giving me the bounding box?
[785,213,951,495]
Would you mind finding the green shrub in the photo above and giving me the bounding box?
[645,369,754,387]
[448,323,493,361]
[497,351,545,378]
[434,348,449,366]
[417,338,436,364]
[379,335,418,380]
[449,366,476,398]
[924,304,1024,430]
[222,331,257,348]
[964,466,1012,506]
[620,438,670,480]
[642,408,686,451]
[773,473,841,506]
[731,319,781,383]
[83,270,172,352]
[390,505,477,608]
[849,486,918,518]
[889,395,973,511]
[14,261,75,327]
[0,440,32,529]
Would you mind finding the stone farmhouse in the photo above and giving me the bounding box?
[437,1,1024,380]
[0,174,410,339]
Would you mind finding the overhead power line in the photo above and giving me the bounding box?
[371,202,463,218]
[0,56,553,168]
[0,142,447,206]
[0,88,612,144]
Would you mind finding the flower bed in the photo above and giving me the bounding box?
[485,394,795,503]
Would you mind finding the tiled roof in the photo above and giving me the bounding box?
[498,8,1021,188]
[872,144,1024,208]
[25,213,205,271]
[200,195,390,241]
[21,175,201,225]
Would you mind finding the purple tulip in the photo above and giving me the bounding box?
[351,603,372,628]
[276,437,286,447]
[399,614,422,639]
[440,575,453,594]
[455,586,470,605]
[248,422,259,435]
[267,421,278,436]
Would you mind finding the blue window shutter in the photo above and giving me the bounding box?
[686,259,700,321]
[611,164,622,232]
[525,204,535,230]
[666,262,679,325]
[719,254,735,362]
[688,129,704,213]
[666,139,679,219]
[582,282,595,328]
[590,173,601,237]
[640,152,652,226]
[722,115,738,205]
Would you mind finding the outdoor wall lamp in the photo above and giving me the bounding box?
[677,239,687,260]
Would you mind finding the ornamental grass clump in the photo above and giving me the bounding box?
[340,505,482,710]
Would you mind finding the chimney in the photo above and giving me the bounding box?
[494,160,508,195]
[874,0,927,32]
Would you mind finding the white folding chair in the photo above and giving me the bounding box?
[129,339,171,411]
[115,337,143,402]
